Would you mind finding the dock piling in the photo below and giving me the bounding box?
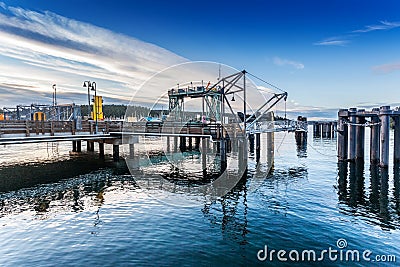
[355,109,365,161]
[379,106,391,168]
[337,109,348,161]
[113,144,120,162]
[394,112,400,163]
[348,108,357,161]
[370,110,380,164]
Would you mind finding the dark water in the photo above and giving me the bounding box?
[0,129,399,266]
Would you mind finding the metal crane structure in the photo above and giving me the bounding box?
[167,70,307,135]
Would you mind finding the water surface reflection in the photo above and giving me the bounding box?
[337,162,400,230]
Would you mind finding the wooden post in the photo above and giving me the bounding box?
[332,122,337,138]
[50,121,54,136]
[322,123,327,138]
[25,120,30,137]
[394,114,400,163]
[355,109,365,161]
[180,136,186,151]
[106,121,110,133]
[313,122,318,137]
[113,144,120,162]
[99,142,105,159]
[72,120,76,135]
[219,138,227,172]
[188,137,193,150]
[129,143,135,159]
[249,134,255,153]
[238,139,245,171]
[195,137,200,150]
[76,140,81,152]
[337,109,348,161]
[173,136,178,153]
[379,106,391,168]
[41,120,45,135]
[255,133,261,162]
[72,141,77,152]
[166,136,170,153]
[370,110,380,165]
[348,108,357,161]
[202,138,207,175]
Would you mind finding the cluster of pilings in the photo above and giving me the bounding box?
[337,106,400,167]
[313,121,337,138]
[72,137,138,162]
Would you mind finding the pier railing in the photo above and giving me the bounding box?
[0,120,123,137]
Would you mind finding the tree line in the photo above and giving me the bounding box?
[80,104,150,119]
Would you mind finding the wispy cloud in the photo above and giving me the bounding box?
[273,57,304,69]
[353,20,400,33]
[314,20,400,46]
[0,3,188,106]
[313,37,350,46]
[372,62,400,74]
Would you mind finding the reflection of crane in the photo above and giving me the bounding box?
[202,176,249,245]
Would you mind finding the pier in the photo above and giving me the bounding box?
[0,70,309,180]
[337,106,400,168]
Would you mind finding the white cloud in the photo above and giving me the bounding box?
[353,20,400,33]
[0,4,188,106]
[273,57,304,69]
[315,20,400,47]
[313,37,349,46]
[372,62,400,74]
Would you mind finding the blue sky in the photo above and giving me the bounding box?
[0,0,400,119]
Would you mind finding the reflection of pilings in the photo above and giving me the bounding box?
[72,141,77,152]
[348,108,357,161]
[379,106,391,168]
[338,109,348,161]
[348,162,357,206]
[355,110,365,161]
[370,110,380,165]
[379,167,390,223]
[337,162,348,201]
[369,165,380,211]
[394,163,400,214]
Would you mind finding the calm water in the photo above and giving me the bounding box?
[0,128,399,266]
